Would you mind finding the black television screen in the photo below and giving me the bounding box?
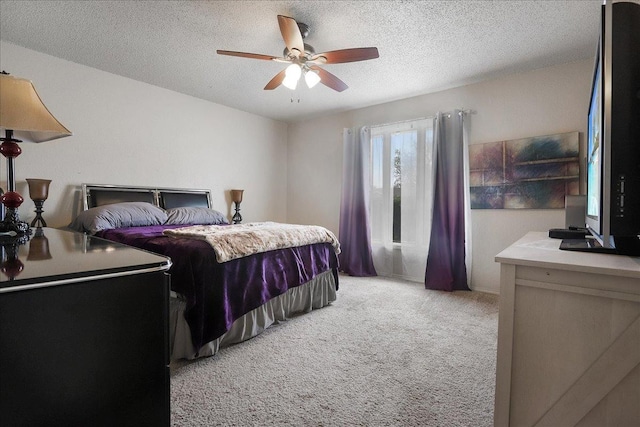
[585,46,602,230]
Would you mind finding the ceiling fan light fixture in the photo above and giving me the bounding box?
[282,76,298,90]
[285,63,301,79]
[304,69,321,88]
[283,63,302,90]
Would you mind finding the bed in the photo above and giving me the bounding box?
[69,184,340,360]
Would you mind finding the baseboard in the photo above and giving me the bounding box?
[470,285,499,295]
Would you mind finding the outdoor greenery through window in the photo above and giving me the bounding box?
[369,118,435,281]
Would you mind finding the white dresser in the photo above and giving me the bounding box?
[494,232,640,426]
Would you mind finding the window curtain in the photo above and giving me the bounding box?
[425,110,471,291]
[369,118,435,282]
[338,127,377,276]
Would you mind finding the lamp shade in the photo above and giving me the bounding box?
[26,179,51,201]
[282,64,301,90]
[0,74,72,142]
[285,64,301,80]
[305,70,321,88]
[230,189,244,204]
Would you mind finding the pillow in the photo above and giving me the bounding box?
[69,202,168,234]
[164,207,229,225]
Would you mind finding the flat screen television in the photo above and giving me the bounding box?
[564,0,640,256]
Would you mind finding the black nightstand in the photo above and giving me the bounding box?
[0,228,171,427]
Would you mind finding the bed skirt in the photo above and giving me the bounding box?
[169,269,337,360]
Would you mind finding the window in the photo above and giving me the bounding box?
[369,119,435,281]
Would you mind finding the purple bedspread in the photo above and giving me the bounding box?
[97,225,338,350]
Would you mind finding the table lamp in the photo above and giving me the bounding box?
[0,72,71,238]
[230,189,244,224]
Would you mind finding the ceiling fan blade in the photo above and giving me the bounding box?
[264,69,287,90]
[277,15,304,57]
[311,47,379,64]
[217,50,278,61]
[310,66,348,92]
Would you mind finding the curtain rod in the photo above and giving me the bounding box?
[369,109,472,129]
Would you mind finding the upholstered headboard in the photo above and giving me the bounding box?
[82,184,212,211]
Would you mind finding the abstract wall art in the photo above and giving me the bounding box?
[469,131,580,209]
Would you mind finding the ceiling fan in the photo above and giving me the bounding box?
[217,15,379,92]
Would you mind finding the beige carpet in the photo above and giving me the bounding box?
[170,274,499,426]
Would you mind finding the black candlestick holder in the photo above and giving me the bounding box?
[31,200,46,227]
[232,202,242,224]
[230,189,244,224]
[27,179,51,228]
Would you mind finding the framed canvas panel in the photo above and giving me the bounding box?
[469,132,580,209]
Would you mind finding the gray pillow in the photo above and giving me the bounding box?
[164,207,229,225]
[69,202,168,234]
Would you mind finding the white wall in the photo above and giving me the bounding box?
[0,41,288,228]
[287,60,593,293]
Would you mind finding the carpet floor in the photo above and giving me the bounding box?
[170,274,499,426]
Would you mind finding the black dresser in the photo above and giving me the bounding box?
[0,228,171,427]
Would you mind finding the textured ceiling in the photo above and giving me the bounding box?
[0,0,602,123]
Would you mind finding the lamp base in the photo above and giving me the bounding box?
[0,240,24,280]
[0,208,31,244]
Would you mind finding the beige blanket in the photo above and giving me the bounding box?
[163,222,341,263]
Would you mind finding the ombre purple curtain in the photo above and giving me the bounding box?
[338,127,377,276]
[425,111,470,291]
